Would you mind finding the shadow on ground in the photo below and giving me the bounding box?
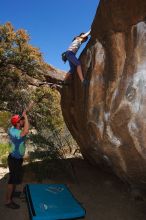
[0,158,146,220]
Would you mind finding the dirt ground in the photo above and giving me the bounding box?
[0,157,146,220]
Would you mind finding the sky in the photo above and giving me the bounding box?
[0,0,100,71]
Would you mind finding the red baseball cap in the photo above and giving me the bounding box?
[11,115,21,126]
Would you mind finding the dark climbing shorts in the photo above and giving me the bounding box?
[7,154,23,184]
[66,51,80,74]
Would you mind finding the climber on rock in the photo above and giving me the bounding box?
[62,29,91,86]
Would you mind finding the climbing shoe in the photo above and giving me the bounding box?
[5,201,20,209]
[82,79,88,86]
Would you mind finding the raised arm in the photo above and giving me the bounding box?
[20,111,29,137]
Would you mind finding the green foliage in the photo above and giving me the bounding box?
[27,86,76,161]
[0,22,45,111]
[0,22,78,162]
[0,143,10,167]
[0,143,10,155]
[0,111,11,130]
[30,87,63,130]
[0,22,43,73]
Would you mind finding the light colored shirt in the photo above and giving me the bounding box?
[67,38,82,54]
[8,126,26,159]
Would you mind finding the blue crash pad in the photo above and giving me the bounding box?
[25,184,85,220]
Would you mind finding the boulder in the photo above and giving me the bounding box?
[61,0,146,186]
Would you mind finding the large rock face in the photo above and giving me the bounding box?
[61,0,146,186]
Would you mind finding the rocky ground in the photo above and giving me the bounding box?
[0,158,146,220]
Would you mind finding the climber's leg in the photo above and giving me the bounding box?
[65,51,84,82]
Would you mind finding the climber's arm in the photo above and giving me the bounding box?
[81,29,91,38]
